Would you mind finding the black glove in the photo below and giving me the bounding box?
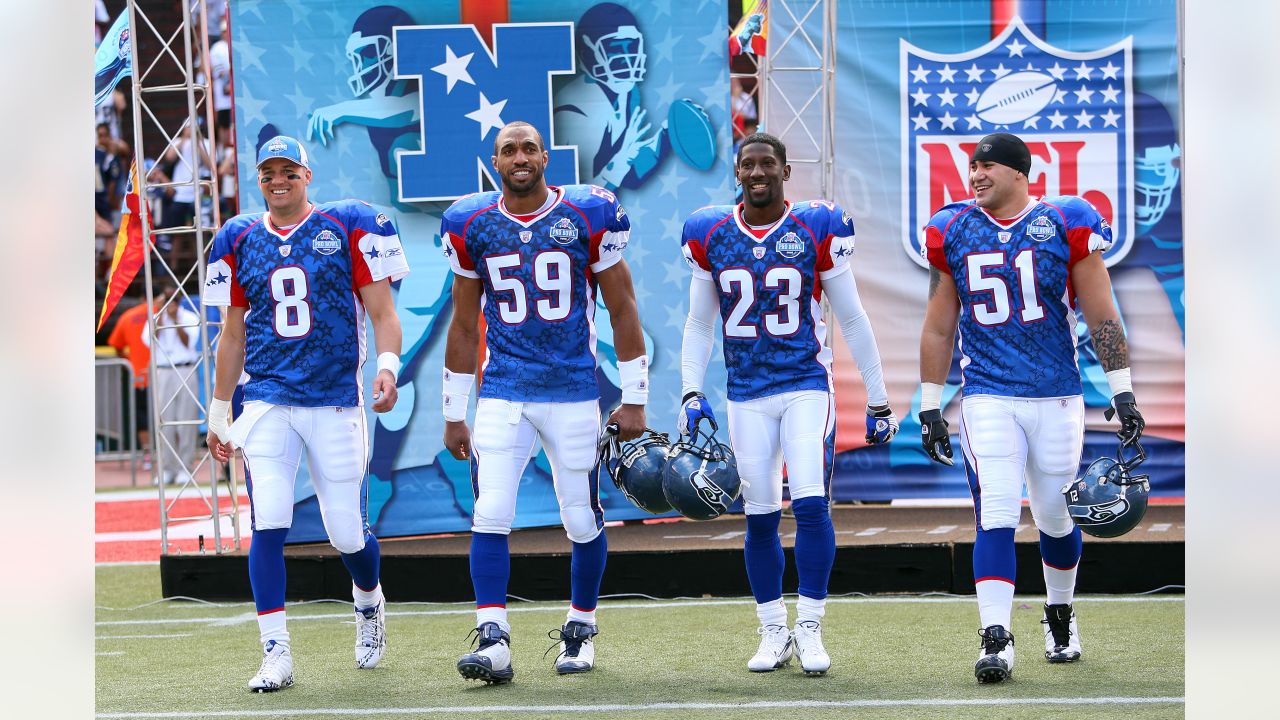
[1104,391,1145,447]
[918,409,954,466]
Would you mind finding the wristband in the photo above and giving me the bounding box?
[443,368,475,422]
[1105,367,1133,398]
[376,352,401,381]
[208,397,232,444]
[920,382,944,412]
[619,355,649,406]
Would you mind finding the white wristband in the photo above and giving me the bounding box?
[1105,367,1133,398]
[920,382,944,412]
[443,368,475,422]
[208,397,232,444]
[376,352,401,381]
[618,355,649,406]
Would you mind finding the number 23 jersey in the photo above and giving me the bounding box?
[205,200,409,407]
[441,184,628,403]
[682,200,855,402]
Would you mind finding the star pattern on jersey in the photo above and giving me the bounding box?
[210,271,229,285]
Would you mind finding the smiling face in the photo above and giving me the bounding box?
[968,160,1024,214]
[492,124,548,197]
[736,141,790,210]
[258,158,312,220]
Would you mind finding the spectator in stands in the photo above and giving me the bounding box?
[108,297,154,470]
[96,124,123,222]
[731,77,758,140]
[142,280,202,485]
[158,120,214,263]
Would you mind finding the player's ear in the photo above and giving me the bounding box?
[782,163,791,181]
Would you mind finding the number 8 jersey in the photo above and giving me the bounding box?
[923,195,1112,399]
[681,200,856,402]
[205,200,410,407]
[441,184,629,403]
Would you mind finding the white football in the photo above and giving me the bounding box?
[975,71,1058,125]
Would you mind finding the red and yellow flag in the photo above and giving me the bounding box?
[97,163,151,331]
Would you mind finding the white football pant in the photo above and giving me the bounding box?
[957,395,1085,536]
[241,404,371,554]
[470,398,603,542]
[728,390,835,516]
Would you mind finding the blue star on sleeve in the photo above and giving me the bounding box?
[365,246,381,259]
[211,271,229,284]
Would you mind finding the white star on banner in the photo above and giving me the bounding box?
[1100,85,1121,103]
[698,27,723,61]
[236,82,269,125]
[661,210,685,241]
[1047,110,1067,129]
[1005,38,1027,57]
[964,63,984,82]
[1053,89,1069,105]
[1100,109,1121,128]
[284,83,314,116]
[991,63,1012,80]
[965,114,983,130]
[1046,62,1067,81]
[285,39,315,74]
[936,88,958,107]
[282,0,308,24]
[911,64,931,83]
[658,168,688,199]
[1074,86,1096,104]
[910,88,931,106]
[664,253,692,285]
[1073,109,1095,128]
[964,88,980,106]
[912,112,931,131]
[937,64,957,83]
[432,46,475,94]
[938,112,957,130]
[1099,61,1121,80]
[653,33,680,64]
[1074,61,1093,80]
[333,168,355,198]
[1023,116,1041,129]
[465,93,507,140]
[652,77,682,108]
[235,33,268,74]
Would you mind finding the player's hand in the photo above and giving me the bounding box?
[919,409,954,466]
[306,106,340,146]
[371,370,397,413]
[443,420,473,461]
[677,391,717,437]
[206,430,233,464]
[865,405,899,444]
[1104,391,1145,447]
[608,403,645,442]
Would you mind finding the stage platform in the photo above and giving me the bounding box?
[161,503,1184,601]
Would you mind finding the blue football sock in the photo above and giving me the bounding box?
[744,510,784,604]
[248,527,289,614]
[570,531,608,612]
[973,527,1017,584]
[1039,526,1083,570]
[470,531,511,608]
[792,496,835,601]
[340,531,381,592]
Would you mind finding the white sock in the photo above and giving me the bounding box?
[756,598,788,628]
[566,606,597,626]
[1042,563,1077,606]
[976,579,1015,630]
[476,606,510,634]
[795,595,826,625]
[257,609,290,648]
[353,582,383,611]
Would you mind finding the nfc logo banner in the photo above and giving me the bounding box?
[394,23,580,201]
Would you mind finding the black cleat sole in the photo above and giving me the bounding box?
[975,664,1010,683]
[458,660,514,685]
[1046,652,1081,664]
[249,678,293,693]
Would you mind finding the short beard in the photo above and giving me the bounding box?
[502,167,541,194]
[743,185,777,208]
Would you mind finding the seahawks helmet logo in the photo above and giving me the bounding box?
[691,470,729,512]
[1070,497,1129,524]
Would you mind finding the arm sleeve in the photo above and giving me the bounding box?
[205,221,244,307]
[823,267,889,406]
[1064,198,1114,268]
[348,203,410,286]
[588,191,629,273]
[681,274,720,396]
[440,204,481,279]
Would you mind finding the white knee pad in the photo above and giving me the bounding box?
[472,492,516,536]
[561,504,601,544]
[325,513,367,554]
[243,459,295,531]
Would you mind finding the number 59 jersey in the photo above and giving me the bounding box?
[682,200,856,402]
[924,195,1112,399]
[441,184,629,403]
[205,200,410,408]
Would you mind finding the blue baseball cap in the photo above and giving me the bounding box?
[256,135,310,170]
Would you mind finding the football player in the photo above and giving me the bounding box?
[441,121,647,683]
[917,132,1145,683]
[678,132,898,675]
[204,136,408,691]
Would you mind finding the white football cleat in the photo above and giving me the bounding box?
[457,622,514,685]
[550,620,598,674]
[748,623,795,672]
[975,625,1015,683]
[248,640,294,693]
[1042,603,1082,663]
[792,620,831,675]
[354,596,387,669]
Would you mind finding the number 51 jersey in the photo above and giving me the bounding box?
[441,184,629,403]
[205,199,410,408]
[682,200,856,402]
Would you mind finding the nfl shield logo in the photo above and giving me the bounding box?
[901,18,1133,267]
[279,245,292,257]
[997,232,1011,244]
[753,246,766,259]
[519,230,533,244]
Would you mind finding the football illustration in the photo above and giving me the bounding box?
[975,71,1058,124]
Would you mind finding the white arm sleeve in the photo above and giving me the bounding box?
[822,266,889,407]
[681,274,719,396]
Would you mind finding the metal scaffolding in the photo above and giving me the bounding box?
[761,0,836,199]
[126,0,240,555]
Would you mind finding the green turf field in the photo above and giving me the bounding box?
[95,565,1183,719]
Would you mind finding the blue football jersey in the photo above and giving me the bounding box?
[205,200,409,407]
[924,195,1112,399]
[441,185,629,403]
[682,200,856,402]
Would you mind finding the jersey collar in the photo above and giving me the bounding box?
[498,186,564,227]
[978,197,1040,229]
[264,203,315,241]
[733,200,792,242]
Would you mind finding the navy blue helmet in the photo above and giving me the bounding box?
[1062,441,1151,538]
[600,427,673,514]
[662,422,740,521]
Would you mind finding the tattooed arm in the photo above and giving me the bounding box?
[1072,250,1145,444]
[920,267,960,385]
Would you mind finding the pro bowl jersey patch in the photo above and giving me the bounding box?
[901,17,1134,268]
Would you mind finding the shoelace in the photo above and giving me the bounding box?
[543,627,587,661]
[978,628,1012,654]
[357,608,381,647]
[466,626,507,653]
[1040,613,1073,647]
[757,624,791,652]
[258,645,285,677]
